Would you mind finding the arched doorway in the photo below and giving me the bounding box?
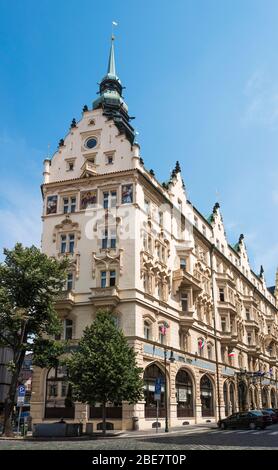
[270,389,276,408]
[176,369,194,417]
[144,364,165,418]
[238,381,247,411]
[200,375,214,417]
[261,387,268,408]
[45,366,74,419]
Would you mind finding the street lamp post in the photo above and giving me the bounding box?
[164,348,175,433]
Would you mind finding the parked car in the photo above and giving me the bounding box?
[218,410,271,430]
[261,409,278,424]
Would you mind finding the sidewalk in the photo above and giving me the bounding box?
[121,422,217,438]
[0,422,217,441]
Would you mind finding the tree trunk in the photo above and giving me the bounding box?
[2,348,26,437]
[102,402,107,436]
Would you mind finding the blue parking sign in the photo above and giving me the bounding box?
[18,385,26,397]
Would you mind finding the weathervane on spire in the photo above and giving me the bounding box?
[111,20,118,40]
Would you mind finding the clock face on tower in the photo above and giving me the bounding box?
[85,137,97,149]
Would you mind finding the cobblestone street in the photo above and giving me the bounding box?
[1,424,278,450]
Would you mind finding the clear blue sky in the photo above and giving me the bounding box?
[0,0,278,286]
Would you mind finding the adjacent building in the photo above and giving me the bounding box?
[30,38,278,430]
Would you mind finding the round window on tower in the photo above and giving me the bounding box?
[85,137,98,149]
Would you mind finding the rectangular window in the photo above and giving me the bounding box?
[122,184,133,204]
[102,228,116,249]
[219,288,225,302]
[102,229,108,249]
[110,270,116,287]
[144,322,150,340]
[65,319,73,340]
[66,273,73,290]
[194,215,198,228]
[63,197,69,214]
[110,228,116,249]
[180,258,187,271]
[144,199,150,215]
[103,191,117,209]
[221,317,226,332]
[246,309,250,321]
[69,234,75,254]
[159,211,163,226]
[247,332,252,345]
[202,224,206,236]
[143,232,147,251]
[61,235,67,254]
[63,196,76,214]
[101,271,107,288]
[103,192,109,209]
[70,197,76,213]
[181,293,188,312]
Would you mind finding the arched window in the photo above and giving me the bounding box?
[200,375,214,417]
[45,366,74,419]
[144,321,151,340]
[144,364,165,418]
[176,370,194,417]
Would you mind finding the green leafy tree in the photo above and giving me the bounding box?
[0,243,69,436]
[66,310,144,434]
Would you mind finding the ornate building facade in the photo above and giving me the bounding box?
[30,39,278,430]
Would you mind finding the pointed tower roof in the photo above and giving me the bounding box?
[93,35,135,145]
[107,36,117,78]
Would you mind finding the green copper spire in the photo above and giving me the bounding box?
[107,36,116,77]
[92,34,136,145]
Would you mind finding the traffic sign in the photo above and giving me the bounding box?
[18,385,26,397]
[17,396,25,406]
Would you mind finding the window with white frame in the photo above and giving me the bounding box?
[221,316,227,332]
[65,319,73,340]
[60,233,75,254]
[144,321,151,340]
[219,287,225,302]
[180,257,187,271]
[103,190,117,209]
[100,270,116,288]
[66,272,74,290]
[63,196,76,214]
[181,292,188,312]
[101,227,116,249]
[144,199,150,215]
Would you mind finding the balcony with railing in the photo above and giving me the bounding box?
[55,290,75,312]
[89,286,120,308]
